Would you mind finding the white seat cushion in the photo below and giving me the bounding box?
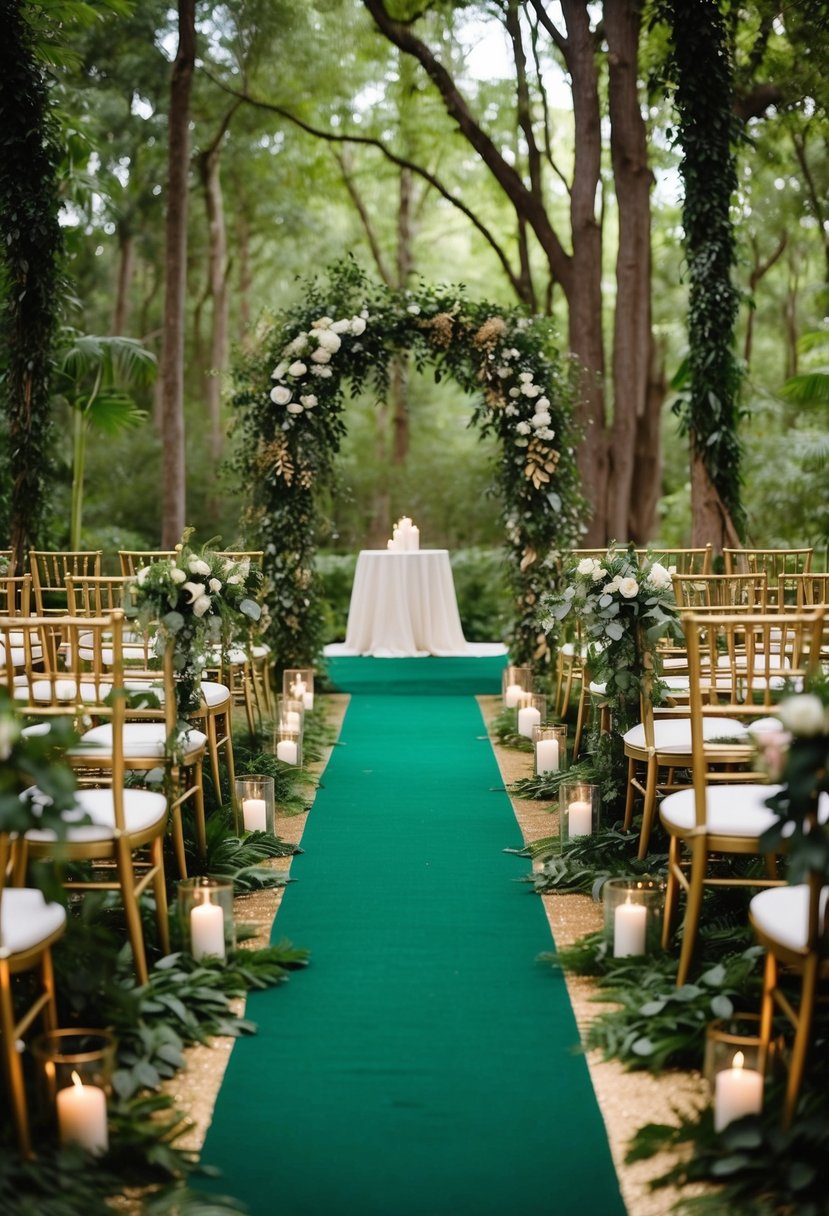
[251,643,270,659]
[71,722,207,760]
[15,678,112,704]
[0,888,66,954]
[124,679,231,709]
[23,786,168,844]
[750,884,829,952]
[623,716,749,753]
[660,783,782,837]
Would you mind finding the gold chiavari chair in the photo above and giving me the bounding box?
[118,549,178,577]
[672,572,768,611]
[0,830,67,1156]
[723,547,813,608]
[28,550,101,620]
[749,867,829,1127]
[2,611,170,986]
[210,550,270,734]
[66,573,236,816]
[777,573,829,662]
[659,608,826,986]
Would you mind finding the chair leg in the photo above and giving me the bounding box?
[783,954,819,1128]
[193,764,207,860]
[623,756,638,831]
[573,682,588,758]
[223,711,237,814]
[758,950,777,1073]
[115,836,149,986]
[0,962,33,1157]
[637,758,659,860]
[661,836,682,950]
[169,798,188,880]
[206,712,223,805]
[676,837,708,987]
[150,835,171,956]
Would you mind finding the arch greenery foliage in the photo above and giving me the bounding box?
[230,260,584,670]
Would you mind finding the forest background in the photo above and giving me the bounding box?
[0,0,827,644]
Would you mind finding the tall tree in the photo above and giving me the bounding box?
[159,0,196,547]
[0,0,64,569]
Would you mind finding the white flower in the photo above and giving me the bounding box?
[777,694,828,737]
[300,394,318,408]
[531,410,551,429]
[187,557,211,576]
[183,580,206,603]
[646,561,673,591]
[0,712,21,761]
[311,365,333,378]
[311,348,332,364]
[519,371,533,383]
[521,383,541,398]
[360,308,369,319]
[351,316,367,334]
[331,319,351,334]
[208,578,222,593]
[537,426,555,440]
[536,396,550,409]
[192,594,212,618]
[407,304,421,315]
[136,566,150,585]
[227,574,242,585]
[590,563,605,582]
[271,385,292,405]
[287,402,304,414]
[509,348,520,358]
[497,367,511,378]
[288,360,307,376]
[285,334,308,355]
[504,404,518,416]
[508,387,520,399]
[315,329,341,353]
[618,577,639,599]
[170,567,186,584]
[516,421,531,436]
[577,558,596,576]
[271,361,288,380]
[604,576,621,594]
[312,316,332,329]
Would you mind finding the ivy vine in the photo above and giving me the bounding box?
[230,259,584,669]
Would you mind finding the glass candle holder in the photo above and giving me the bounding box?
[32,1028,116,1155]
[602,877,665,958]
[177,877,235,961]
[283,667,315,711]
[276,694,304,735]
[234,774,275,835]
[532,723,567,777]
[502,665,533,708]
[705,1014,767,1131]
[274,723,302,767]
[516,692,547,739]
[559,781,599,843]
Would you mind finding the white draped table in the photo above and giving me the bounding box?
[326,549,495,659]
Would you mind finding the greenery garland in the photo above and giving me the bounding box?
[230,258,584,668]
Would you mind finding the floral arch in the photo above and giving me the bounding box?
[230,260,584,669]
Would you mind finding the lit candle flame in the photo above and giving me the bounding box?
[732,1051,745,1071]
[71,1070,83,1090]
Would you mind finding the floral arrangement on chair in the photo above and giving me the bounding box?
[126,535,262,714]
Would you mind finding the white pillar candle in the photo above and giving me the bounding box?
[285,710,301,730]
[291,679,306,698]
[57,1071,108,1155]
[567,799,593,836]
[714,1051,764,1132]
[277,739,298,764]
[242,797,267,832]
[302,691,314,711]
[517,705,541,738]
[409,525,420,551]
[190,898,226,961]
[535,738,560,774]
[386,538,395,550]
[613,899,647,957]
[504,683,523,708]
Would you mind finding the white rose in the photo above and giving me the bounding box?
[604,576,621,593]
[271,361,288,380]
[208,578,222,593]
[777,694,828,737]
[288,360,307,376]
[576,558,595,576]
[509,348,520,358]
[531,411,551,428]
[537,427,555,440]
[521,383,541,398]
[300,394,318,408]
[536,396,550,409]
[351,316,366,335]
[312,316,332,329]
[192,594,212,618]
[508,387,520,399]
[312,366,333,378]
[519,371,533,382]
[407,304,421,315]
[285,334,308,355]
[311,347,332,364]
[170,567,186,584]
[516,421,531,436]
[646,561,673,591]
[497,367,510,378]
[316,329,341,353]
[287,402,304,414]
[136,566,149,585]
[504,404,518,416]
[187,557,211,576]
[590,562,605,581]
[331,319,351,333]
[183,580,206,603]
[271,385,292,405]
[618,577,639,599]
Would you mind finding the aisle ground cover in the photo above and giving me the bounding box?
[201,682,625,1215]
[322,652,507,696]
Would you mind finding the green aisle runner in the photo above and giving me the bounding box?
[201,690,626,1215]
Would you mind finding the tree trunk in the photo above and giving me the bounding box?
[605,0,656,543]
[158,0,195,548]
[238,207,252,344]
[111,227,134,335]
[201,139,229,463]
[629,333,665,541]
[690,444,741,551]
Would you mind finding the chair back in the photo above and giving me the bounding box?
[778,573,829,661]
[723,548,814,606]
[682,608,826,820]
[28,550,102,618]
[672,572,768,611]
[0,571,32,617]
[118,550,178,577]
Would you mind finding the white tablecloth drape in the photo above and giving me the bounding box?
[326,549,491,658]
